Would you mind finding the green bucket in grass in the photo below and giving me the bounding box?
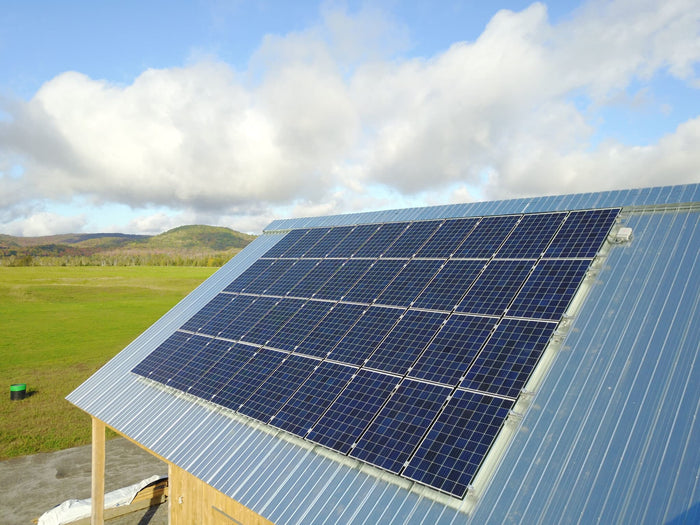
[10,384,26,401]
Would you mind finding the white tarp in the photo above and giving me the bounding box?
[38,475,164,525]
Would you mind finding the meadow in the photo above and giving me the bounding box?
[0,265,217,459]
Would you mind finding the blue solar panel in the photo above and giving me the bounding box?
[133,206,619,499]
[545,209,619,258]
[374,259,443,307]
[224,259,275,293]
[213,348,286,411]
[312,259,374,301]
[496,212,566,259]
[351,380,451,473]
[462,318,556,398]
[180,293,235,332]
[280,228,332,258]
[307,369,400,454]
[295,303,365,358]
[403,390,514,498]
[287,259,344,298]
[261,229,309,259]
[381,220,442,258]
[238,354,319,422]
[455,259,534,316]
[409,315,497,385]
[415,218,479,258]
[328,306,403,365]
[169,337,234,392]
[453,215,519,258]
[271,361,357,437]
[326,224,379,258]
[342,259,407,304]
[261,259,318,297]
[239,298,306,346]
[365,310,448,375]
[218,296,279,341]
[303,226,353,258]
[508,259,591,320]
[412,259,486,312]
[353,222,409,258]
[266,300,333,352]
[187,342,257,400]
[197,294,256,337]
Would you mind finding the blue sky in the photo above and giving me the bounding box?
[1,0,698,235]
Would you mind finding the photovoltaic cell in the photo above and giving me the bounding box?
[544,208,619,258]
[187,343,257,400]
[381,220,443,258]
[353,222,409,258]
[351,380,451,473]
[453,215,519,258]
[197,294,257,337]
[495,212,566,259]
[415,218,479,258]
[374,259,443,307]
[328,306,403,365]
[169,337,234,392]
[218,296,279,341]
[238,354,319,422]
[271,361,356,437]
[326,224,379,258]
[266,300,333,352]
[224,259,275,293]
[307,369,400,454]
[403,390,514,498]
[409,315,497,386]
[412,259,486,312]
[181,293,235,332]
[287,259,344,298]
[239,298,306,346]
[365,310,448,375]
[280,228,332,258]
[312,259,373,301]
[455,259,534,316]
[303,226,353,258]
[261,259,318,297]
[295,303,366,358]
[508,259,591,320]
[462,318,556,398]
[261,229,309,259]
[213,349,286,411]
[342,259,407,304]
[240,259,296,295]
[132,331,189,380]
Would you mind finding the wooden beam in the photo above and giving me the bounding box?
[91,417,105,525]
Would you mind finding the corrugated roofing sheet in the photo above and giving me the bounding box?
[68,184,700,524]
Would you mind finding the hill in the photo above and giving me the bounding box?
[0,225,257,267]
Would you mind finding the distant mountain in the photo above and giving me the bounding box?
[0,225,257,266]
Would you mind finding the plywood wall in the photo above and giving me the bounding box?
[169,463,275,525]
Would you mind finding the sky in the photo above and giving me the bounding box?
[0,0,699,236]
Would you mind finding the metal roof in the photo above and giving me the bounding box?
[68,183,700,524]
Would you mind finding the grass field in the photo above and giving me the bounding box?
[0,266,217,459]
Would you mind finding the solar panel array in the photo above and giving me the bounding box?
[133,208,619,498]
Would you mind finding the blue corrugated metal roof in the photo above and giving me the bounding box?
[68,184,700,524]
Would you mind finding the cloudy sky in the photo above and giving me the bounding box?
[1,0,699,235]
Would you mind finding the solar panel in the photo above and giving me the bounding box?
[307,369,400,454]
[364,310,448,375]
[409,314,497,385]
[350,380,451,473]
[133,206,620,498]
[403,390,514,498]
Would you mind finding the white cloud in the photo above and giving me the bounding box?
[0,0,699,235]
[3,212,87,237]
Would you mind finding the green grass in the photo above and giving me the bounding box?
[0,266,217,459]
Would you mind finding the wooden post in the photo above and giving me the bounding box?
[91,417,105,525]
